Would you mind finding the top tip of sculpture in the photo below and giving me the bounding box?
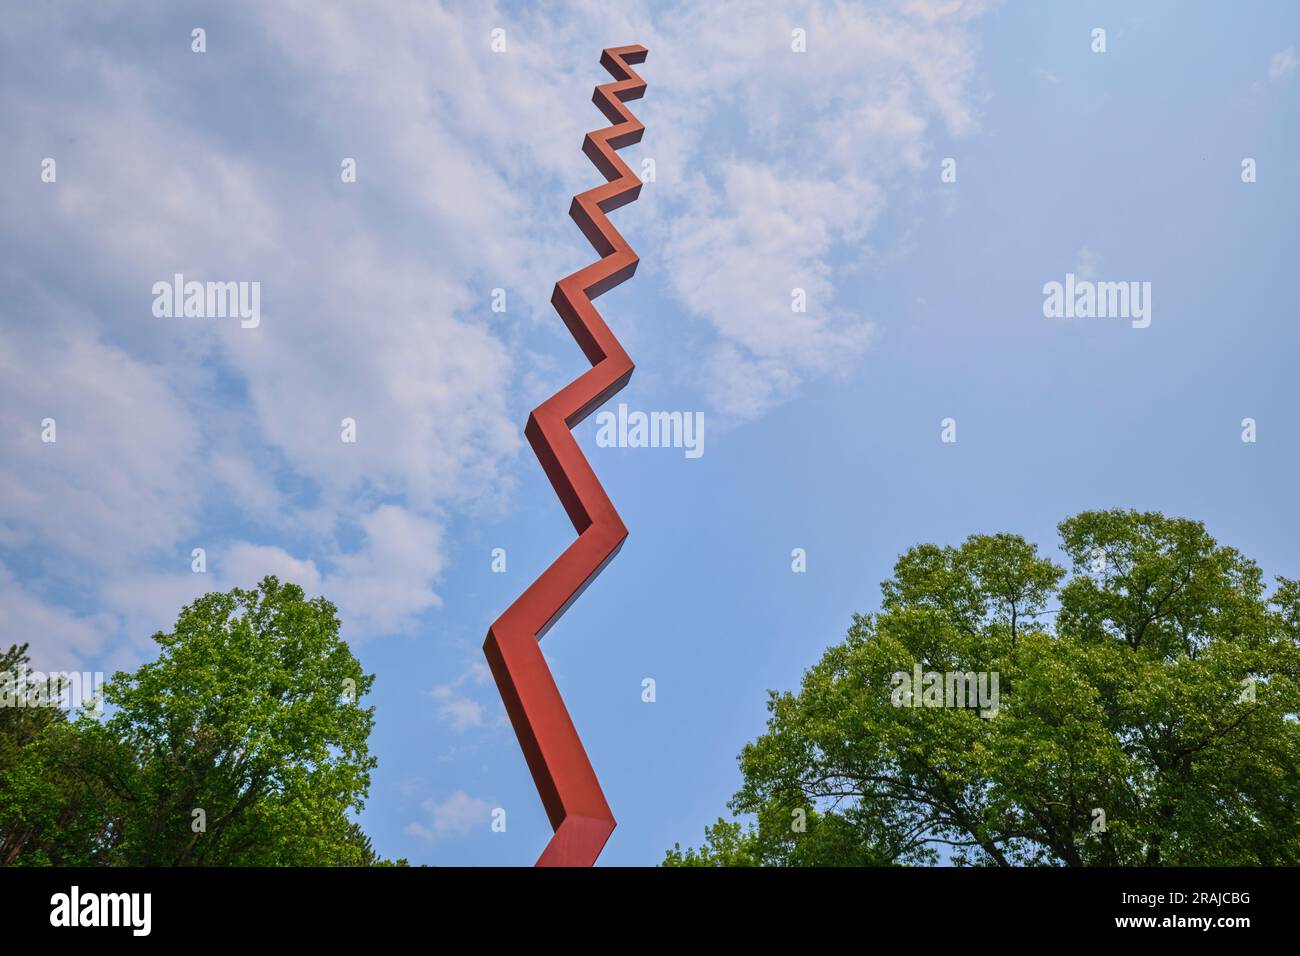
[604,44,648,63]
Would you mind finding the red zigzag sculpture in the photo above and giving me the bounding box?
[483,44,648,867]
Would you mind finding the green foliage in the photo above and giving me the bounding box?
[666,511,1300,866]
[664,808,898,867]
[0,577,402,866]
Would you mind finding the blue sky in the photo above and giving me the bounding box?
[2,1,1298,865]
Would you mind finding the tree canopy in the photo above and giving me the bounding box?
[665,510,1300,866]
[0,576,401,866]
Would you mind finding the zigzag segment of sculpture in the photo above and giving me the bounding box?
[482,44,648,868]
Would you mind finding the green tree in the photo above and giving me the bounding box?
[0,643,108,865]
[666,511,1300,866]
[1,577,401,866]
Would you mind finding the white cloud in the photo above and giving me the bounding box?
[645,0,988,419]
[209,455,287,527]
[0,6,524,658]
[1269,46,1298,80]
[1075,247,1102,281]
[221,543,324,593]
[430,686,485,732]
[666,163,880,419]
[0,327,202,568]
[404,790,493,841]
[326,506,445,638]
[427,658,495,732]
[90,513,442,655]
[0,564,111,672]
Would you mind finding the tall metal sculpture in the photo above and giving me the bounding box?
[482,44,648,867]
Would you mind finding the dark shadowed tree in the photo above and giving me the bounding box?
[666,511,1300,866]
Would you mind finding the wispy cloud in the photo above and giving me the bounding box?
[1075,246,1102,281]
[431,690,484,732]
[1269,46,1298,80]
[427,659,494,732]
[404,790,493,841]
